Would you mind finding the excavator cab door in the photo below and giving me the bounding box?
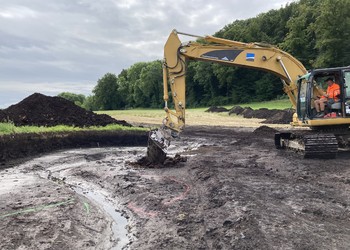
[343,70,350,116]
[297,76,312,120]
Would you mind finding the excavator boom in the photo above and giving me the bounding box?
[161,29,306,133]
[147,29,350,162]
[147,29,307,163]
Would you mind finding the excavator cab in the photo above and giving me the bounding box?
[297,66,350,121]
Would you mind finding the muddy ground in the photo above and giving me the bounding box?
[1,126,350,249]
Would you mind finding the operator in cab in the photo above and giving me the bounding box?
[314,78,340,118]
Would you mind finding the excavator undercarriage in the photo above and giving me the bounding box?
[275,125,350,158]
[275,132,339,158]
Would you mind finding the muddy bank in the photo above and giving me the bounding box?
[0,130,147,167]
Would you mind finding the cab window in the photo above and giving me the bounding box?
[345,71,350,98]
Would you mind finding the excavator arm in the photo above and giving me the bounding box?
[147,29,308,163]
[162,29,307,133]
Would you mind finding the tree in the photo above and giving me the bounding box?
[82,95,98,111]
[57,92,86,107]
[139,61,163,108]
[93,73,120,110]
[125,62,148,108]
[90,0,349,108]
[313,0,350,67]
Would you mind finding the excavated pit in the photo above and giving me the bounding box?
[2,126,350,249]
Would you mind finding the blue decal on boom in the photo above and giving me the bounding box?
[246,53,255,61]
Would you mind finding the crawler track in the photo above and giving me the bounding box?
[275,132,338,158]
[303,134,338,158]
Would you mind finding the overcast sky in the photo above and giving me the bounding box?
[0,0,295,108]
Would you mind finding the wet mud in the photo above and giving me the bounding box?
[2,126,350,249]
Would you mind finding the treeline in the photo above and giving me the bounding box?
[60,0,350,110]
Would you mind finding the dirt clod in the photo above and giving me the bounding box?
[0,93,130,127]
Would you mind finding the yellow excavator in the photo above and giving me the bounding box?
[147,29,350,161]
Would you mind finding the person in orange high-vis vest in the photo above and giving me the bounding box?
[314,78,340,118]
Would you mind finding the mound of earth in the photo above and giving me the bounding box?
[253,125,278,135]
[262,109,294,124]
[240,107,254,118]
[228,105,294,124]
[0,93,130,127]
[205,106,229,113]
[228,106,244,115]
[0,110,8,122]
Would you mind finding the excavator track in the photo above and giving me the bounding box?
[275,132,338,159]
[303,134,338,159]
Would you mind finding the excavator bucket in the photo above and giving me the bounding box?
[147,128,171,164]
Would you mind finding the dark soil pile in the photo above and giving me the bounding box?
[253,125,278,136]
[228,105,294,124]
[0,93,130,127]
[205,106,229,113]
[240,107,254,118]
[228,106,244,115]
[262,110,294,124]
[0,110,8,122]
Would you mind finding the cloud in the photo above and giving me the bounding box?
[0,0,295,107]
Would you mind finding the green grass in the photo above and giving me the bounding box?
[0,123,146,135]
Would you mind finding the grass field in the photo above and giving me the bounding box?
[0,123,146,135]
[99,99,292,129]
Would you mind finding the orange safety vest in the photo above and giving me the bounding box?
[327,83,340,101]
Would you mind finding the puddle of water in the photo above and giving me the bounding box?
[73,186,129,250]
